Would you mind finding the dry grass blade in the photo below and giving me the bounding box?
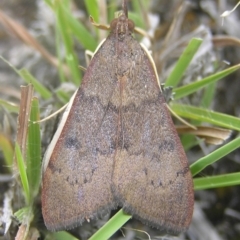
[15,224,26,240]
[14,85,33,170]
[0,10,64,71]
[176,126,232,145]
[168,105,197,130]
[15,225,40,240]
[212,35,240,47]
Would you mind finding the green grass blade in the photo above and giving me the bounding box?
[55,89,72,103]
[84,0,99,23]
[68,13,98,51]
[56,3,81,85]
[165,38,203,87]
[60,4,97,51]
[181,134,201,151]
[84,0,101,41]
[200,82,216,108]
[128,12,145,30]
[27,97,41,200]
[14,206,33,224]
[14,207,28,223]
[0,57,51,100]
[194,172,240,190]
[89,209,131,240]
[170,103,240,131]
[190,137,240,176]
[15,143,30,205]
[174,64,240,99]
[18,69,52,99]
[51,231,78,240]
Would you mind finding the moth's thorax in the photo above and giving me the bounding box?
[109,18,136,77]
[110,14,135,35]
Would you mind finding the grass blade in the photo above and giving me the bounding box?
[165,38,203,87]
[0,99,19,113]
[190,137,240,176]
[27,97,41,200]
[194,172,240,190]
[19,69,51,99]
[56,2,81,85]
[174,64,240,99]
[89,209,131,240]
[170,103,240,131]
[84,0,99,23]
[52,231,78,240]
[15,143,30,205]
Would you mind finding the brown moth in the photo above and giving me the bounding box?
[42,0,194,233]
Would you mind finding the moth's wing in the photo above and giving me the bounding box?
[41,37,119,231]
[111,37,194,233]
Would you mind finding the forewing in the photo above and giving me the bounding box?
[111,36,194,233]
[42,37,119,231]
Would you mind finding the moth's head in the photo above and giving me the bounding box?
[110,13,135,34]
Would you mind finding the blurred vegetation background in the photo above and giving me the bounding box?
[0,0,240,239]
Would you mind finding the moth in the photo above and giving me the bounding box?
[42,0,194,234]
